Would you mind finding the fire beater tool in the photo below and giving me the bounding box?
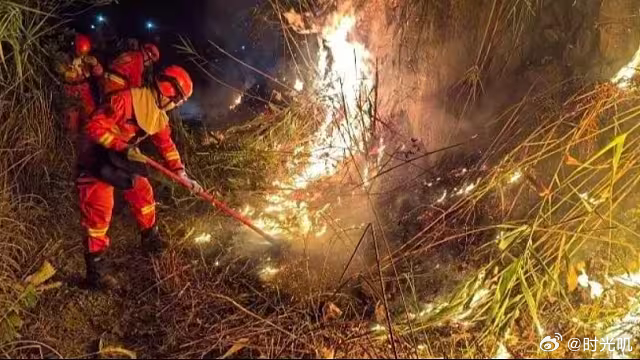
[142,154,282,247]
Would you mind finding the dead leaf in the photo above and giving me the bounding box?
[99,346,137,359]
[538,186,551,197]
[567,264,578,292]
[375,302,387,324]
[37,281,63,292]
[318,346,335,359]
[565,154,581,166]
[322,302,343,321]
[283,10,319,34]
[220,338,249,359]
[25,260,56,286]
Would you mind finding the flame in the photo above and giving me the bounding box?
[194,233,212,244]
[611,46,640,89]
[230,94,243,110]
[243,12,376,239]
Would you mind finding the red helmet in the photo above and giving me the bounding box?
[142,43,160,64]
[156,65,193,103]
[75,33,91,56]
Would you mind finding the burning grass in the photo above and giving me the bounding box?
[178,2,640,357]
[3,0,640,358]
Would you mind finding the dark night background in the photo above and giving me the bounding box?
[72,0,287,126]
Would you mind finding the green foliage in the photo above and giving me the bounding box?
[1,284,38,343]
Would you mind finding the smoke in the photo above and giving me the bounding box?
[356,0,492,156]
[350,0,599,165]
[184,0,291,127]
[202,0,609,291]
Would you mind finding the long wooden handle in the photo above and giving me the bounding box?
[143,155,278,245]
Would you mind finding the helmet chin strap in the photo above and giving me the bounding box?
[152,87,174,111]
[142,50,152,66]
[162,101,177,112]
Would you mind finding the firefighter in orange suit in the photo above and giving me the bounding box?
[103,43,160,97]
[77,65,202,289]
[57,34,103,135]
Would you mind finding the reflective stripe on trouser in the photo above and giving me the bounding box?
[77,175,156,254]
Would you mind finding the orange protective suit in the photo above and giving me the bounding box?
[77,88,184,254]
[103,51,147,96]
[59,56,103,134]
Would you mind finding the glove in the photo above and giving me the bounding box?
[83,55,98,66]
[126,146,147,163]
[177,170,203,194]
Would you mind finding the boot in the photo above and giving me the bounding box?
[84,252,118,290]
[141,225,167,254]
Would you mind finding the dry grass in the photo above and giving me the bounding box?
[370,80,640,357]
[124,1,640,358]
[1,0,640,359]
[0,0,76,354]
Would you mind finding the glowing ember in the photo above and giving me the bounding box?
[508,170,522,184]
[454,287,491,321]
[259,265,280,280]
[611,45,640,89]
[589,281,604,298]
[376,137,386,166]
[241,205,255,216]
[194,233,212,244]
[463,182,477,194]
[294,78,304,91]
[579,192,605,206]
[493,343,511,359]
[315,225,328,237]
[229,94,242,110]
[578,270,589,288]
[261,265,279,275]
